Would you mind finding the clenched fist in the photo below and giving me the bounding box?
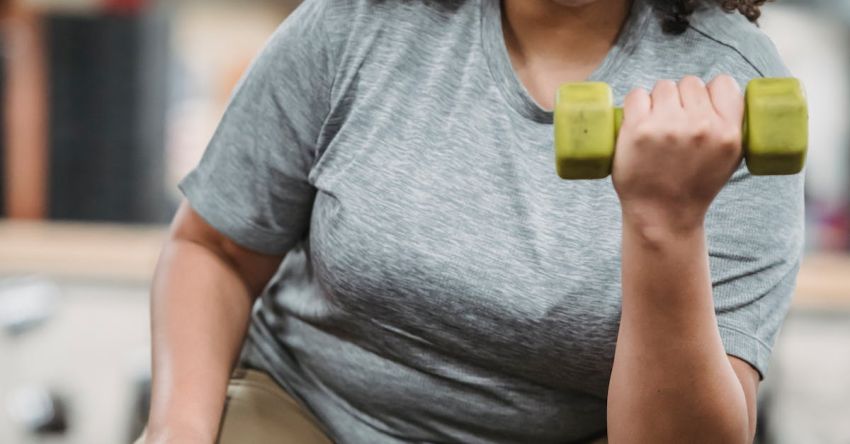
[613,75,745,233]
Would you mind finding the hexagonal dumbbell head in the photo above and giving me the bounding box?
[745,78,808,175]
[554,82,618,180]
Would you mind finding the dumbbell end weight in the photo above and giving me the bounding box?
[554,78,808,179]
[744,78,808,176]
[554,82,618,180]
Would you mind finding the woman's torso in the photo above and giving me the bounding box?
[240,1,785,442]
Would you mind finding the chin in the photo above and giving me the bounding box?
[551,0,605,6]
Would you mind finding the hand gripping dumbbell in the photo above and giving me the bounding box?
[553,78,808,179]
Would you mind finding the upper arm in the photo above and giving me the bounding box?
[170,200,285,297]
[729,355,760,442]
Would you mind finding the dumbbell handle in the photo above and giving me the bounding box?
[554,78,808,179]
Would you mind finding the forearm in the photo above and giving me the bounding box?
[607,216,749,443]
[146,238,255,442]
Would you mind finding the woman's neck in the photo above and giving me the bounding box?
[502,0,632,109]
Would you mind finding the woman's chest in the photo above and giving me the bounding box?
[303,87,625,391]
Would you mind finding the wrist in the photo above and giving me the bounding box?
[622,207,706,247]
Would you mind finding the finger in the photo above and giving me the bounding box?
[678,76,712,116]
[623,87,651,123]
[650,79,682,112]
[707,74,744,124]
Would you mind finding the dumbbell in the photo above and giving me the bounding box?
[553,78,808,179]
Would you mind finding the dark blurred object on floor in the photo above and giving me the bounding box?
[6,385,69,435]
[126,367,150,443]
[0,269,68,439]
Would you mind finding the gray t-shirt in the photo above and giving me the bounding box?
[179,0,804,442]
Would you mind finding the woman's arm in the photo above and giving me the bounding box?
[144,201,284,443]
[607,75,761,443]
[608,220,756,443]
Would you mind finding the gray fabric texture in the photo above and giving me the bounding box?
[179,0,805,442]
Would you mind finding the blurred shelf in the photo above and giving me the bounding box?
[0,220,167,284]
[794,253,850,311]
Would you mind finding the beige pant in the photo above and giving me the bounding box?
[135,368,608,443]
[134,368,332,444]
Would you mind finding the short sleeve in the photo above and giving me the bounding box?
[707,167,805,379]
[178,0,341,255]
[697,37,805,379]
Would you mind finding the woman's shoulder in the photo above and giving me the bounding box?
[292,0,480,69]
[682,3,789,78]
[294,0,481,101]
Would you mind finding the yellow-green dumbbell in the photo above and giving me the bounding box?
[553,78,809,179]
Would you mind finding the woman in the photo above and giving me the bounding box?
[141,0,803,442]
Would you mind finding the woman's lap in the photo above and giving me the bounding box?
[134,368,608,443]
[133,368,331,444]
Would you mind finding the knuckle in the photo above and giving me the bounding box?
[680,75,705,88]
[709,74,733,85]
[625,88,649,109]
[691,119,712,140]
[632,122,656,144]
[716,127,742,151]
[690,122,711,143]
[709,74,741,93]
[661,127,680,144]
[653,79,676,93]
[626,87,645,98]
[717,74,737,84]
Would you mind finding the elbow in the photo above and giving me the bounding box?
[701,403,752,444]
[608,406,751,444]
[608,381,752,443]
[702,370,755,444]
[672,393,752,444]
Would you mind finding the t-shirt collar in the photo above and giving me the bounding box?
[480,0,652,124]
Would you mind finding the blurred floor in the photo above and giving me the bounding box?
[765,311,850,444]
[0,222,161,444]
[0,280,149,444]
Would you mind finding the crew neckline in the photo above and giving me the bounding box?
[480,0,652,124]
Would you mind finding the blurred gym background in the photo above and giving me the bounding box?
[0,0,848,443]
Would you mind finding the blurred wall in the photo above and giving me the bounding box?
[164,1,294,198]
[762,5,850,250]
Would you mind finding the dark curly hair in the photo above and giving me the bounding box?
[653,0,772,34]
